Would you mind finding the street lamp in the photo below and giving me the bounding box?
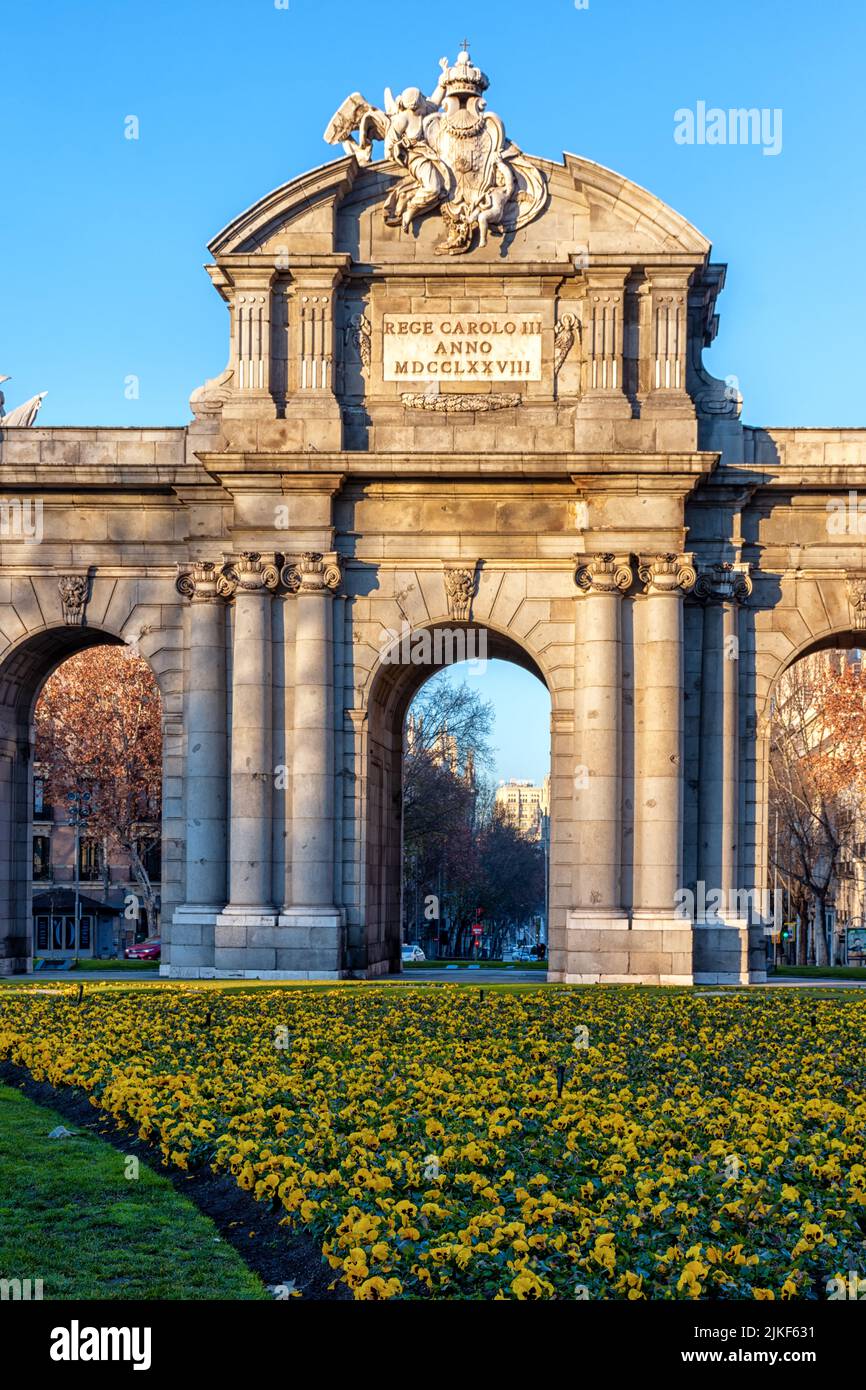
[66,788,92,954]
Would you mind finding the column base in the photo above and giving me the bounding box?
[211,907,278,974]
[575,390,632,419]
[693,918,767,985]
[275,908,344,976]
[168,905,220,973]
[555,909,695,984]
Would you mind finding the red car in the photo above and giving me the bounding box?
[125,938,161,961]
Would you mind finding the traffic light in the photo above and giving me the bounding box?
[780,923,794,942]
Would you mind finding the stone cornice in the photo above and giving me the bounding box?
[196,451,718,482]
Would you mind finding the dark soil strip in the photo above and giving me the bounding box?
[0,1061,349,1301]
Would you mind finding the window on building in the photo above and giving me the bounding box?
[79,838,101,882]
[139,836,161,881]
[32,835,51,881]
[35,916,49,951]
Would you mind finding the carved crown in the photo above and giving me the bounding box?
[441,49,489,98]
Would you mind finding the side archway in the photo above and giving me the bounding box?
[0,619,181,974]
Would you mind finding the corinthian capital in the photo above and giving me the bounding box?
[575,553,633,594]
[638,552,697,595]
[693,561,752,605]
[282,551,342,595]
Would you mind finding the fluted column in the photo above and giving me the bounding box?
[574,554,632,915]
[633,553,696,927]
[175,561,230,908]
[224,553,278,913]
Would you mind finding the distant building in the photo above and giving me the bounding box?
[31,772,160,959]
[495,777,550,840]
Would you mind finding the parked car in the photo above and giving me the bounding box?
[125,938,161,961]
[401,943,426,963]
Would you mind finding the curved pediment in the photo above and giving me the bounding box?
[208,149,711,267]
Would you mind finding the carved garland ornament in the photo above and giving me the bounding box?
[401,391,521,412]
[553,312,580,377]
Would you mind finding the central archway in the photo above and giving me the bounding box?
[356,621,553,976]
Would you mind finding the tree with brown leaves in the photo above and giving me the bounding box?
[34,645,162,933]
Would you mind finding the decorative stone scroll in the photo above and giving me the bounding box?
[176,559,235,602]
[638,552,698,595]
[443,563,478,621]
[178,554,280,600]
[575,553,633,594]
[401,391,521,412]
[693,561,753,604]
[282,551,342,595]
[58,574,89,625]
[847,573,866,630]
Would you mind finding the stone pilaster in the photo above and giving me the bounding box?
[215,552,280,972]
[222,268,277,419]
[172,560,231,974]
[283,257,351,450]
[631,553,697,982]
[575,270,631,418]
[693,561,754,982]
[639,271,693,417]
[278,551,344,976]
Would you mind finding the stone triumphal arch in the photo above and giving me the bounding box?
[2,48,865,983]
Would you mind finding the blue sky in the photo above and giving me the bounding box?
[2,0,862,780]
[2,0,863,428]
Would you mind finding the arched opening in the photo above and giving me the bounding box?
[357,622,552,976]
[0,627,164,974]
[765,631,865,970]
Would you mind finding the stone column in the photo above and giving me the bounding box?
[693,562,753,982]
[172,560,230,975]
[278,552,343,977]
[631,553,697,982]
[215,553,279,972]
[564,554,633,984]
[573,554,632,916]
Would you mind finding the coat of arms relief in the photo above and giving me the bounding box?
[324,47,548,256]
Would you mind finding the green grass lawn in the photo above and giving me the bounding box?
[774,964,866,981]
[0,1082,267,1299]
[33,958,157,973]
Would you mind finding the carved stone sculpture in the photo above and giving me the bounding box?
[0,376,47,428]
[324,49,547,256]
[443,565,477,621]
[58,574,89,625]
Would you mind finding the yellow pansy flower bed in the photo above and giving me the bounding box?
[0,983,864,1300]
